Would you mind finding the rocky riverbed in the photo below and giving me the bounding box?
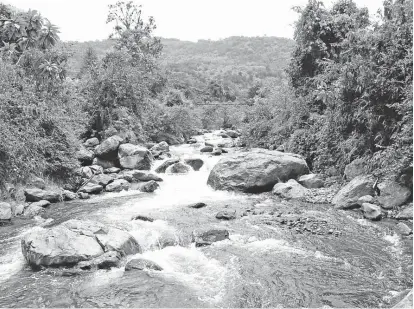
[0,130,412,308]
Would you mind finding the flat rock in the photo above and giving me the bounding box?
[188,202,206,209]
[24,188,60,203]
[192,228,229,247]
[207,149,309,193]
[79,183,103,194]
[332,175,375,209]
[125,258,163,271]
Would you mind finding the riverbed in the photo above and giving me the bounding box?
[0,133,412,308]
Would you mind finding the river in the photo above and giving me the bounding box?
[0,132,412,308]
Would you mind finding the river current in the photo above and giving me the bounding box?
[0,132,412,308]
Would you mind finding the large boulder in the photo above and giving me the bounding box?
[105,179,130,192]
[125,258,163,271]
[118,143,153,170]
[332,175,375,209]
[75,148,94,166]
[298,174,324,189]
[155,158,179,173]
[272,179,309,200]
[95,135,123,160]
[376,180,411,210]
[24,188,60,203]
[396,204,413,220]
[207,149,309,193]
[150,141,169,153]
[0,202,12,222]
[166,162,192,174]
[21,225,104,267]
[344,158,367,180]
[192,228,229,247]
[184,158,204,171]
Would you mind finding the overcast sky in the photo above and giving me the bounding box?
[5,0,384,42]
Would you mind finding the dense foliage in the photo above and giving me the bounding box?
[243,0,412,180]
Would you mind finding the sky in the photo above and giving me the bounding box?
[5,0,384,42]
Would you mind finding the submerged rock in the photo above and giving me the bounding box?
[118,143,153,170]
[207,149,309,193]
[132,215,154,222]
[272,179,309,200]
[104,167,121,174]
[192,228,229,247]
[125,258,163,271]
[200,146,214,153]
[332,175,375,209]
[188,202,206,209]
[95,135,123,160]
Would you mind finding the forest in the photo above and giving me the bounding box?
[0,0,412,191]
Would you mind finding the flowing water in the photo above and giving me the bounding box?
[0,132,412,308]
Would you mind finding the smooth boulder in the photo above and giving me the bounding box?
[138,180,159,193]
[118,143,153,170]
[79,183,103,194]
[207,149,309,193]
[332,175,375,209]
[184,158,204,171]
[200,146,214,153]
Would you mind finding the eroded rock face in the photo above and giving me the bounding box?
[207,149,309,193]
[95,135,123,160]
[24,188,60,203]
[272,179,309,200]
[192,228,229,247]
[118,144,153,170]
[377,180,411,210]
[21,220,141,268]
[332,175,375,209]
[298,174,324,189]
